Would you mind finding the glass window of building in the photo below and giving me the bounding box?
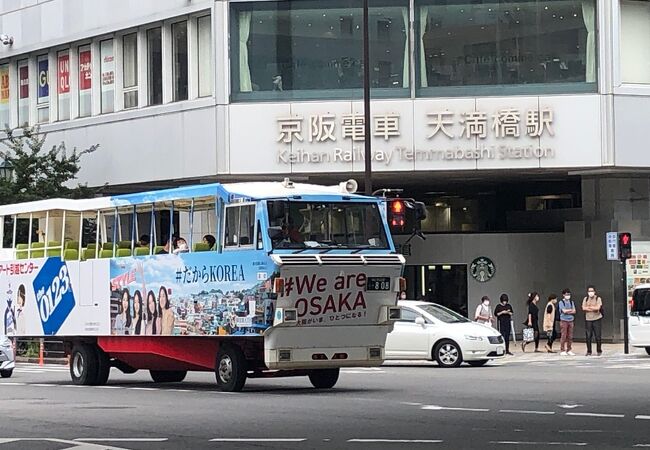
[172,20,188,101]
[57,50,71,121]
[36,54,50,124]
[100,39,115,113]
[0,64,10,128]
[147,27,163,105]
[416,0,596,95]
[197,15,213,97]
[230,0,409,101]
[122,33,138,109]
[78,45,92,117]
[621,0,650,84]
[17,59,29,126]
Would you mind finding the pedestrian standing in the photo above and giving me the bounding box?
[474,296,494,326]
[582,285,603,356]
[558,288,577,356]
[494,293,514,355]
[543,294,559,353]
[522,292,541,353]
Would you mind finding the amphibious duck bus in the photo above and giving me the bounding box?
[0,179,403,391]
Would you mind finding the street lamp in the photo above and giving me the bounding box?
[0,160,13,181]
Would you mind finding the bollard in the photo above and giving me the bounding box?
[39,338,44,366]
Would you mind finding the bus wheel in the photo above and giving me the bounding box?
[308,368,340,389]
[94,347,111,386]
[150,370,187,383]
[215,345,247,392]
[70,344,99,385]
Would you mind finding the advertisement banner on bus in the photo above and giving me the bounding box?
[108,252,277,337]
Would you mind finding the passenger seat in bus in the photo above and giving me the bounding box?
[134,247,149,256]
[193,242,210,252]
[15,244,28,259]
[63,249,79,261]
[116,248,132,258]
[30,242,45,258]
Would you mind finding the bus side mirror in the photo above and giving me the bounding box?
[268,226,284,241]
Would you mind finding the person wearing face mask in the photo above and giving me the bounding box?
[173,237,190,254]
[582,285,603,356]
[474,296,494,326]
[494,293,514,355]
[558,288,577,356]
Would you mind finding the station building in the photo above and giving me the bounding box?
[1,0,650,341]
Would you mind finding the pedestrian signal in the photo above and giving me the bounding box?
[388,199,406,233]
[619,232,632,261]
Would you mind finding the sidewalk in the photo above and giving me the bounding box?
[508,341,645,357]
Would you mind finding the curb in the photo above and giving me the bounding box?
[16,356,68,365]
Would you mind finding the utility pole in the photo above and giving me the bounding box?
[362,0,372,195]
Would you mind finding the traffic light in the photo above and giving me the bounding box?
[388,199,406,233]
[619,232,632,260]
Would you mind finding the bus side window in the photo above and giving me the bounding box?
[224,205,255,248]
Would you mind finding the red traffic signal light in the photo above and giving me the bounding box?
[388,199,406,232]
[619,232,632,260]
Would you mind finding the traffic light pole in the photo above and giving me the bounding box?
[622,260,630,354]
[362,0,372,195]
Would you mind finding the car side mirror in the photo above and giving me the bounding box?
[415,316,426,326]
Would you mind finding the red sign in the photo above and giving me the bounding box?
[79,50,91,91]
[58,54,70,94]
[19,66,28,99]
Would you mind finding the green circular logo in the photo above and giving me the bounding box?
[470,257,495,283]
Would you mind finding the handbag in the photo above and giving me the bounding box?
[522,327,535,343]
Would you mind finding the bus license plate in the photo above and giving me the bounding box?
[367,277,391,291]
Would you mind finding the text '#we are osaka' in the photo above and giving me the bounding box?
[280,273,368,324]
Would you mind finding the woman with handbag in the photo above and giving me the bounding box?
[522,292,541,353]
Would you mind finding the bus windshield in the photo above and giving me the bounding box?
[268,201,389,250]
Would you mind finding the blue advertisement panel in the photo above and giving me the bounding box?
[38,58,49,99]
[109,252,277,337]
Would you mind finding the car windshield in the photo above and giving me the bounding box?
[632,288,650,317]
[418,303,470,324]
[268,200,389,250]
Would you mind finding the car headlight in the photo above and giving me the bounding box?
[464,335,484,341]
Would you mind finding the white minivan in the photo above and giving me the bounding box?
[629,284,650,355]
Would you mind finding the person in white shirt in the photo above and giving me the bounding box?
[474,296,494,326]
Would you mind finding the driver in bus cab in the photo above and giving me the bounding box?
[282,217,304,244]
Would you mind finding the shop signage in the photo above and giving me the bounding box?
[58,54,70,94]
[0,67,9,104]
[79,50,91,91]
[18,66,28,99]
[38,59,49,100]
[470,257,495,283]
[276,107,555,165]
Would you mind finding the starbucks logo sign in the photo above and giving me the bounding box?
[470,257,495,283]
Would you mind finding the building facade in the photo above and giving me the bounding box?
[1,0,649,341]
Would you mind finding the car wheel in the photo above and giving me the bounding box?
[70,344,99,385]
[467,360,489,367]
[0,369,12,378]
[433,340,463,368]
[645,347,650,356]
[150,370,187,383]
[215,344,247,392]
[308,368,340,389]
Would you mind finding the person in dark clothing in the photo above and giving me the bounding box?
[494,293,514,355]
[522,292,541,353]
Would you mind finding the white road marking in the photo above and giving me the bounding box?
[401,402,423,406]
[490,441,587,446]
[499,410,555,415]
[31,383,56,387]
[422,405,489,412]
[558,403,582,409]
[94,386,122,389]
[565,412,624,418]
[558,430,603,433]
[636,415,650,420]
[348,439,443,444]
[0,382,26,386]
[127,387,159,391]
[75,438,168,442]
[634,445,650,448]
[209,438,307,442]
[168,389,192,392]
